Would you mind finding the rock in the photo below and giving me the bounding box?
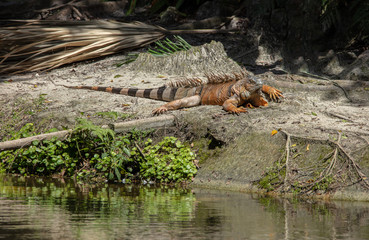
[323,56,345,76]
[317,50,345,77]
[340,50,369,81]
[159,6,183,25]
[315,50,360,77]
[255,45,283,66]
[225,17,249,34]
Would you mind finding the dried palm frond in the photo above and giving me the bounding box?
[0,20,168,74]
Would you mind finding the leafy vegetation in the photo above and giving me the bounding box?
[131,137,197,183]
[0,119,197,184]
[95,111,134,121]
[148,36,192,56]
[257,163,286,192]
[115,35,192,66]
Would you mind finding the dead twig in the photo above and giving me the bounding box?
[298,132,341,194]
[325,111,354,123]
[71,6,84,20]
[34,0,79,13]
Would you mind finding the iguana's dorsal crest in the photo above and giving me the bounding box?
[165,69,252,88]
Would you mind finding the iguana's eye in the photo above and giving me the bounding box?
[250,76,263,85]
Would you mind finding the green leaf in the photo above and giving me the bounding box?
[115,167,121,181]
[123,147,131,157]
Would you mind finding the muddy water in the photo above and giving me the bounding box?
[0,175,369,240]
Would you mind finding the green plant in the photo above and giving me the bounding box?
[126,0,137,15]
[0,120,197,184]
[131,137,197,183]
[0,119,130,181]
[0,136,74,176]
[115,36,191,67]
[10,123,37,139]
[88,135,132,181]
[257,163,286,192]
[115,53,139,67]
[68,118,131,181]
[95,111,133,120]
[148,36,192,56]
[312,175,334,191]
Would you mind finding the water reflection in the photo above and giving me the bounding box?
[0,175,369,239]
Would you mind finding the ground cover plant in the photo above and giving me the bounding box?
[0,119,197,184]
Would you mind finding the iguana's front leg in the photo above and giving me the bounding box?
[262,85,284,101]
[222,95,247,114]
[248,95,269,107]
[152,95,201,115]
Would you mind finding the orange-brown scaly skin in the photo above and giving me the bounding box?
[64,75,284,115]
[153,79,283,115]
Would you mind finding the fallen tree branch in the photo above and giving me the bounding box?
[0,115,176,151]
[0,130,72,151]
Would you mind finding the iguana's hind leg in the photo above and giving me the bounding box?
[222,96,247,114]
[152,95,201,115]
[262,85,284,101]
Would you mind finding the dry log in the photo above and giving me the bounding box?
[0,115,176,151]
[0,130,72,151]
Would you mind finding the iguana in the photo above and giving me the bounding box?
[64,71,283,115]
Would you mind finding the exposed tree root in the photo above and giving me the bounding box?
[255,130,369,195]
[282,131,291,192]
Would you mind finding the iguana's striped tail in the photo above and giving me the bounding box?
[63,85,201,102]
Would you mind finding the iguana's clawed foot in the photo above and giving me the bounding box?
[268,88,284,101]
[262,85,284,101]
[152,107,168,115]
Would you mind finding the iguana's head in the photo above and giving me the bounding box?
[239,76,263,100]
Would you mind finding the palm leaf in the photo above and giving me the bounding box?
[147,35,192,57]
[0,20,168,74]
